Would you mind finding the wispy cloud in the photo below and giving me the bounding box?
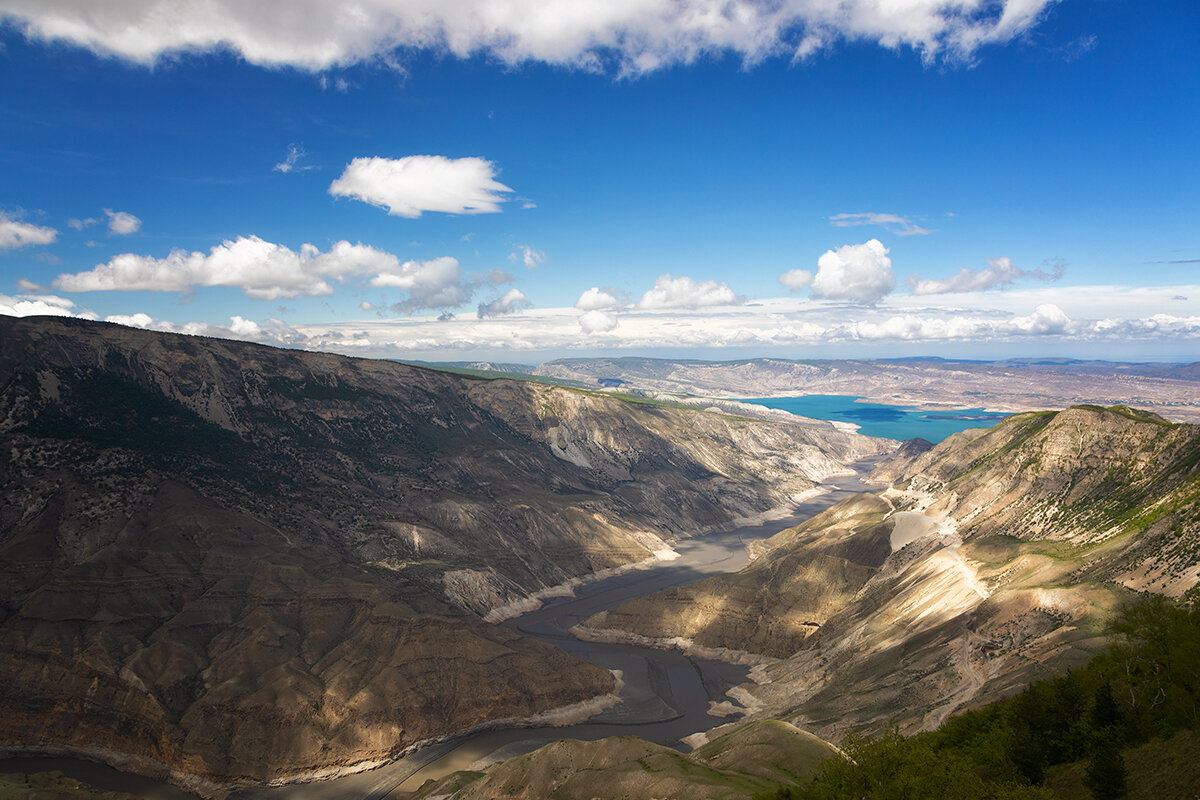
[274,143,315,174]
[509,244,545,268]
[828,212,934,237]
[908,256,1065,295]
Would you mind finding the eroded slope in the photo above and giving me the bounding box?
[0,316,886,789]
[584,406,1200,742]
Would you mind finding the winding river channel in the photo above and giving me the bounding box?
[1,466,876,799]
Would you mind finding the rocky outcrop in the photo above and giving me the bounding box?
[0,316,886,789]
[584,406,1200,742]
[582,495,893,659]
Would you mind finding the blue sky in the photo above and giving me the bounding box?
[1,0,1197,362]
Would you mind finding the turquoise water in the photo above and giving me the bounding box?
[740,394,1008,443]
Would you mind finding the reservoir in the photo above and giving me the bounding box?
[739,394,1007,442]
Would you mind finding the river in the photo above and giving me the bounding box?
[0,466,876,799]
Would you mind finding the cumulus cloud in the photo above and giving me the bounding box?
[828,212,933,236]
[809,239,895,304]
[329,155,512,218]
[54,236,401,300]
[274,143,314,174]
[0,0,1057,73]
[371,255,476,311]
[104,208,142,235]
[575,287,625,310]
[579,309,619,334]
[477,287,531,318]
[908,256,1066,295]
[0,293,93,319]
[104,312,154,328]
[637,274,743,309]
[778,269,813,292]
[0,214,57,249]
[509,244,545,268]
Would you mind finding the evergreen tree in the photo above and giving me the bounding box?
[1084,740,1127,800]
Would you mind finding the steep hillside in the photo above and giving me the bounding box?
[584,406,1200,742]
[403,720,839,800]
[0,316,884,790]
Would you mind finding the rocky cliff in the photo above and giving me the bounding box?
[583,406,1200,741]
[0,316,885,790]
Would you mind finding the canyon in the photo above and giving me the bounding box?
[0,316,885,793]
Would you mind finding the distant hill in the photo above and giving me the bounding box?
[530,356,1200,423]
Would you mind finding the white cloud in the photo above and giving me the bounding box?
[370,255,475,311]
[360,300,375,311]
[94,311,311,345]
[31,284,1192,359]
[67,217,97,231]
[778,268,813,292]
[477,287,531,318]
[1011,302,1070,335]
[280,290,1200,359]
[828,212,934,237]
[329,155,512,218]
[0,214,57,249]
[228,315,262,336]
[54,236,401,300]
[104,208,142,235]
[578,309,619,334]
[810,239,895,304]
[274,143,314,174]
[0,293,94,319]
[575,287,624,310]
[509,244,545,268]
[104,312,154,328]
[0,1,1057,73]
[637,274,743,309]
[908,256,1065,295]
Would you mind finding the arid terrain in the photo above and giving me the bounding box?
[529,356,1200,422]
[583,405,1200,744]
[0,316,885,793]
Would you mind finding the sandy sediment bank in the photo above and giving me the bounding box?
[570,624,779,669]
[484,486,832,624]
